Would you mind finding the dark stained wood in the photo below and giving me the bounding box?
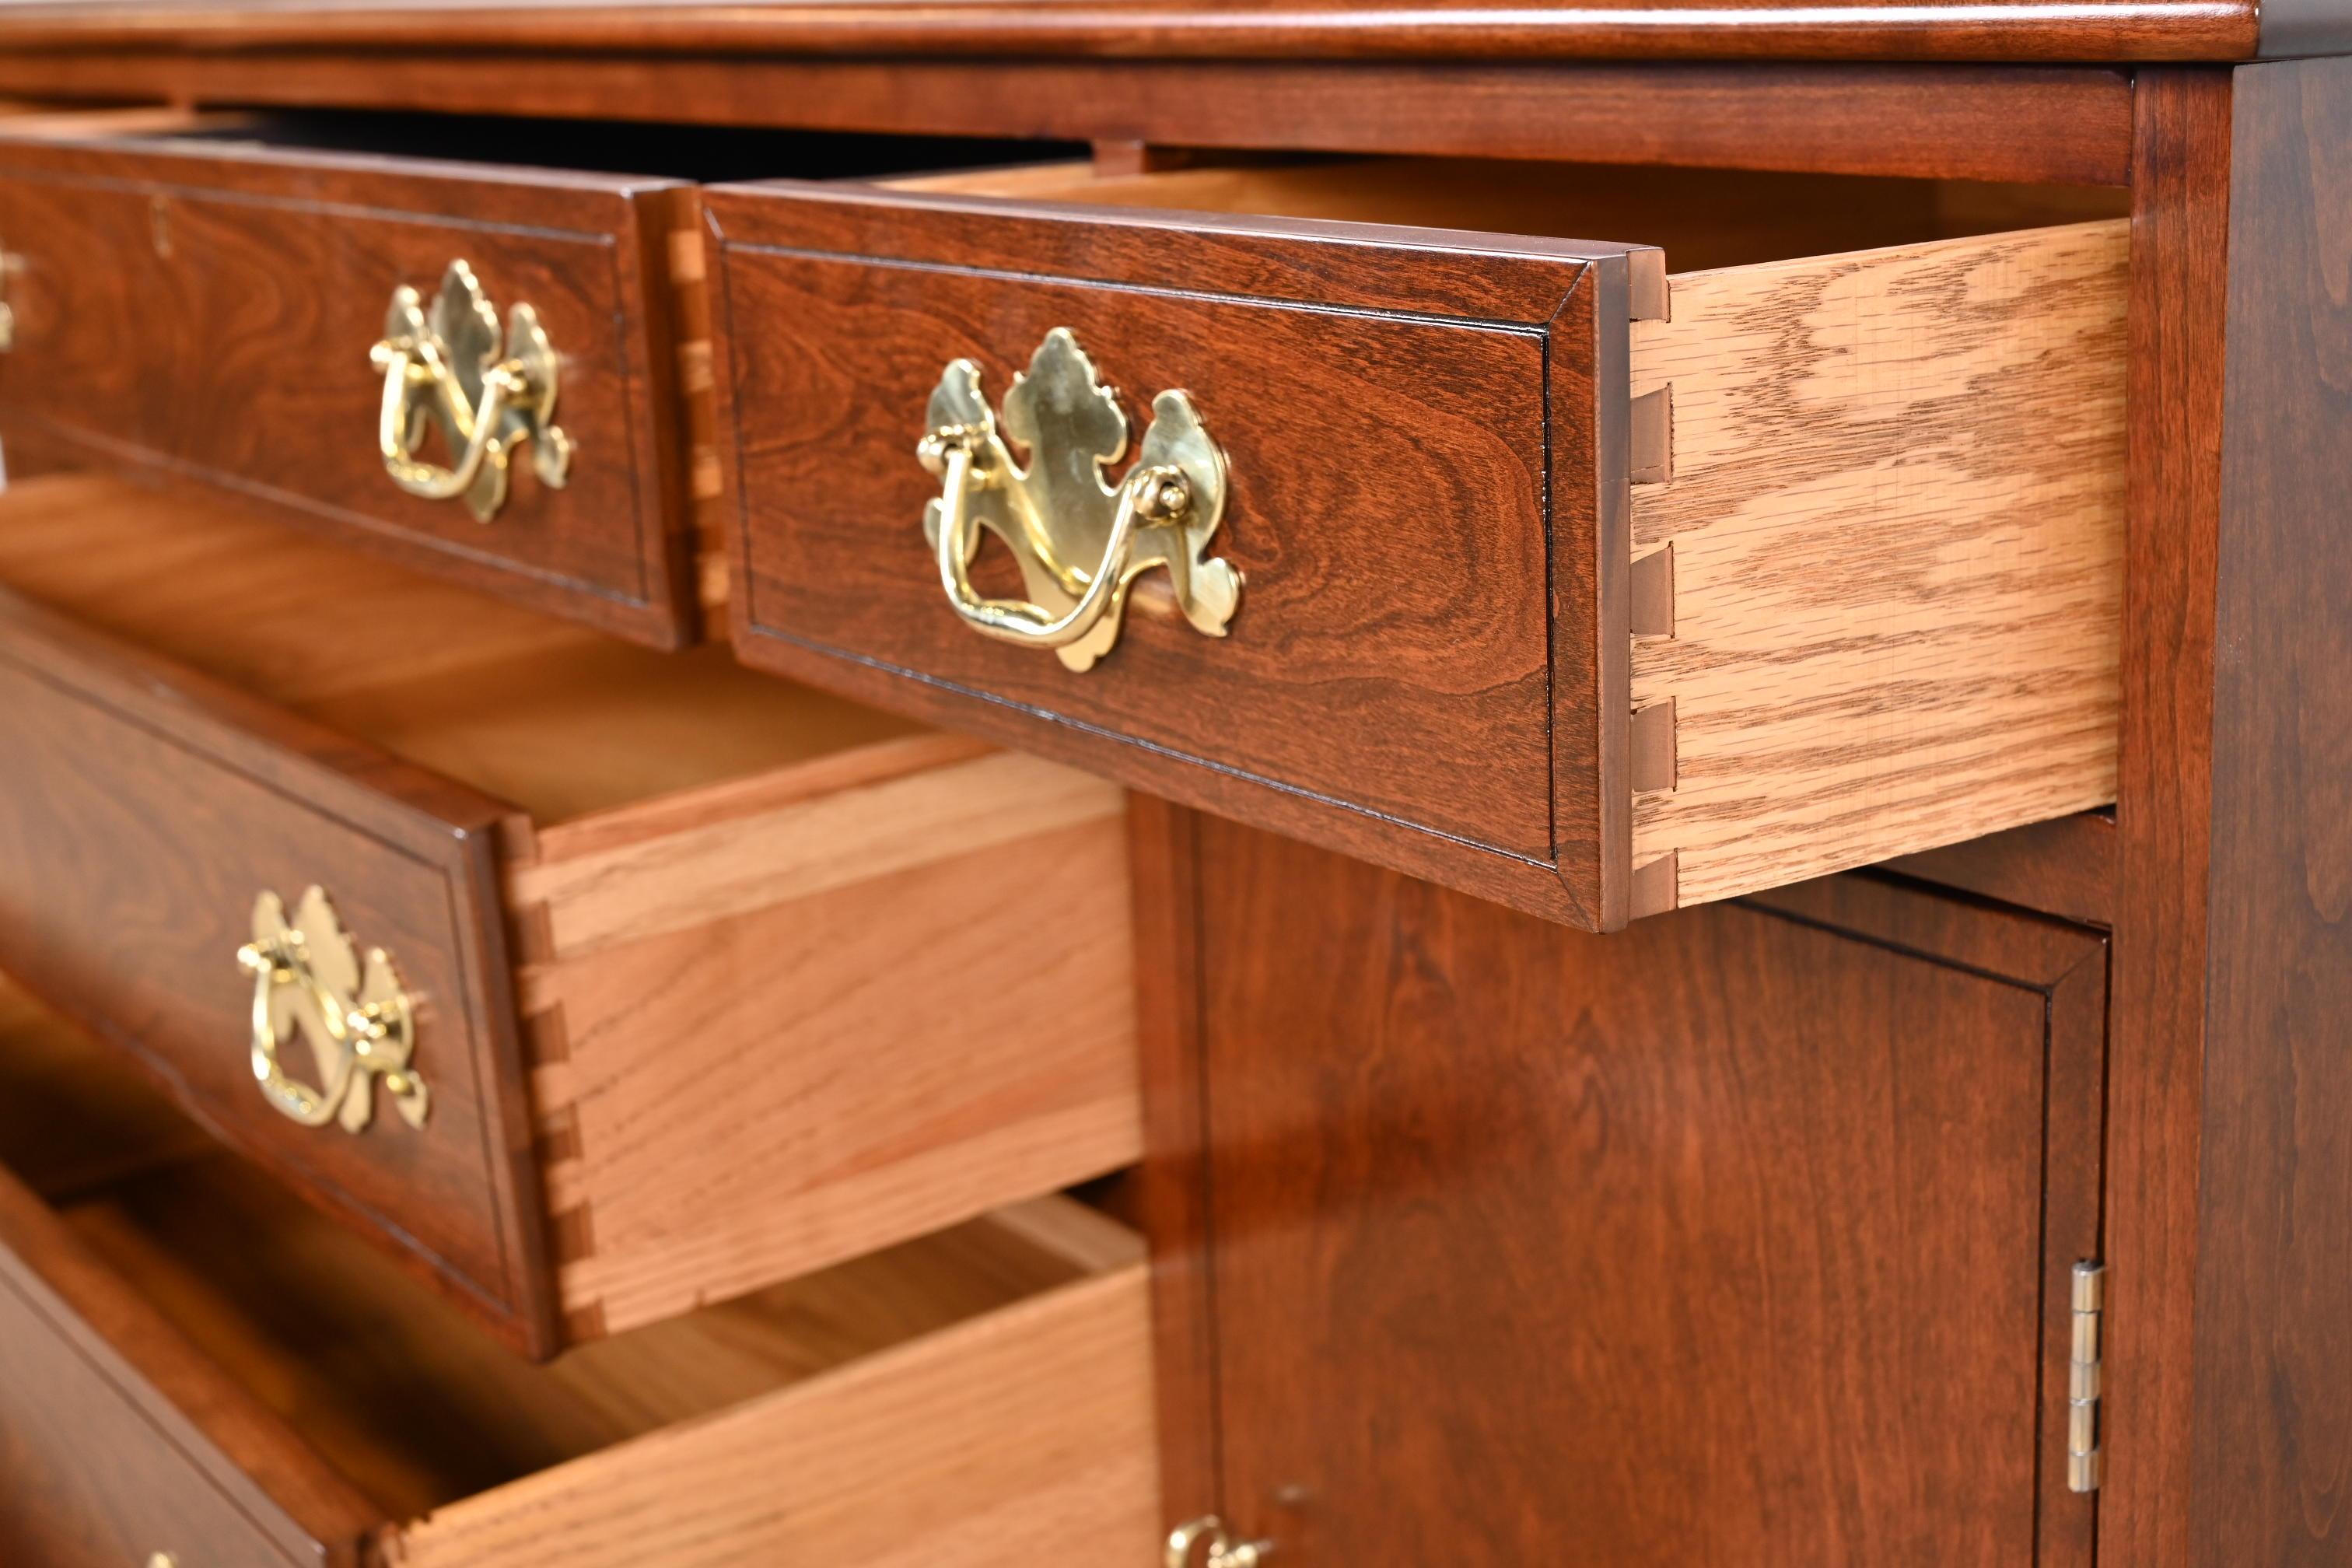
[0,985,215,1203]
[0,58,2137,187]
[705,187,1646,930]
[0,1162,381,1567]
[1751,877,2110,1568]
[1127,794,1220,1531]
[0,584,555,1356]
[709,183,1638,929]
[2186,54,2352,1568]
[0,0,2259,63]
[1883,810,2116,926]
[2101,67,2233,1568]
[1157,823,2108,1566]
[0,129,701,647]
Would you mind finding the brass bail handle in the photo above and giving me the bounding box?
[236,886,429,1136]
[371,258,572,523]
[918,327,1242,674]
[922,429,1189,650]
[1167,1517,1270,1568]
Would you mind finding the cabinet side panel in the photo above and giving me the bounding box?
[2189,54,2352,1568]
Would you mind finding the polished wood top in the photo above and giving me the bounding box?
[0,0,2321,65]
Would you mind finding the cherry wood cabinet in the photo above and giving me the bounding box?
[0,10,2342,1568]
[1140,809,2108,1567]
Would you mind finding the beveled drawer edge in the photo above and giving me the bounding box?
[0,584,560,1356]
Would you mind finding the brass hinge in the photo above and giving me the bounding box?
[2069,1262,2105,1493]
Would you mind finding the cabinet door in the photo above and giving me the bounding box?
[1143,813,2106,1568]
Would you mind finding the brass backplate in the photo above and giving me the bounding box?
[922,327,1241,672]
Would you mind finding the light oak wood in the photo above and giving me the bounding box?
[508,744,1122,958]
[1629,219,2129,908]
[388,1264,1156,1567]
[0,475,1140,1346]
[0,983,1153,1564]
[516,792,1138,1337]
[0,106,233,138]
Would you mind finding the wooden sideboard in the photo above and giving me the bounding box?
[0,5,2341,1566]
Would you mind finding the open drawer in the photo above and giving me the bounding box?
[705,158,2131,931]
[0,110,1057,646]
[0,474,1137,1357]
[0,989,1156,1567]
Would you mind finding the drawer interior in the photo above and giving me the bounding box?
[0,982,1153,1551]
[0,473,921,826]
[138,107,1079,186]
[0,473,1139,1349]
[886,155,2131,273]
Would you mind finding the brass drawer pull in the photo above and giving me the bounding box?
[236,886,428,1134]
[1167,1516,1269,1568]
[918,327,1241,673]
[370,259,572,523]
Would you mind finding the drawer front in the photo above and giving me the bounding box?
[0,135,698,646]
[0,590,553,1351]
[0,1166,377,1568]
[706,184,1647,929]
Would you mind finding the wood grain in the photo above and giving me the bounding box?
[0,0,2258,63]
[387,1264,1158,1567]
[1884,809,2116,926]
[0,60,2139,187]
[710,178,1638,927]
[0,1161,381,1567]
[1127,795,1220,1533]
[0,563,553,1353]
[2100,70,2233,1568]
[1629,219,2128,908]
[716,163,2135,926]
[0,129,700,646]
[518,807,1142,1337]
[1163,822,2106,1566]
[509,747,1121,958]
[55,1137,1127,1534]
[2186,55,2352,1568]
[975,157,2133,275]
[0,474,1140,1350]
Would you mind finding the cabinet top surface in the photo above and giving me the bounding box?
[0,0,2303,64]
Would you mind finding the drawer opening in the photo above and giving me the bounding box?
[801,156,2130,922]
[884,156,2130,274]
[0,978,1156,1561]
[151,107,1084,187]
[0,474,1141,1349]
[0,474,926,825]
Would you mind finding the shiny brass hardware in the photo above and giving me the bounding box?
[237,887,428,1135]
[371,259,572,523]
[2069,1261,2105,1493]
[920,327,1241,673]
[1167,1517,1268,1568]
